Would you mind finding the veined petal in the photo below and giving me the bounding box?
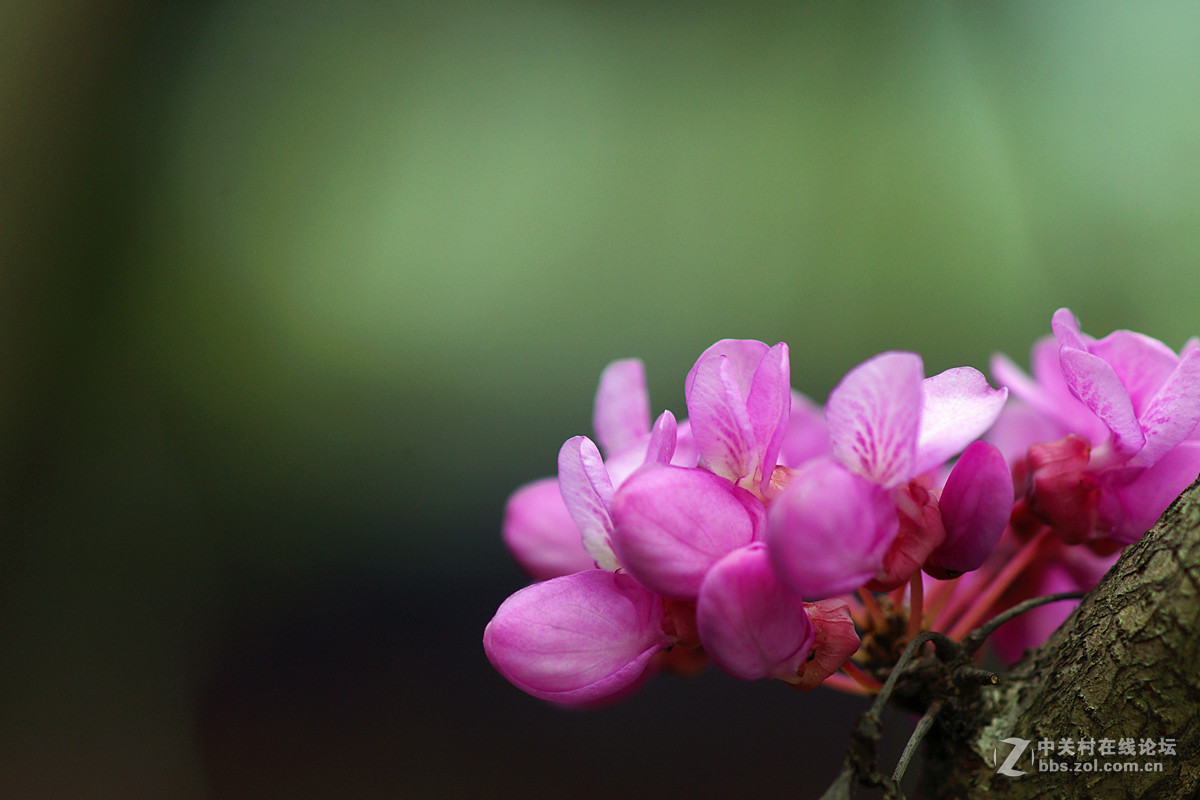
[610,465,765,600]
[557,436,619,571]
[644,410,678,467]
[746,342,791,493]
[927,441,1013,576]
[992,340,1107,445]
[592,359,651,457]
[684,339,771,398]
[483,570,669,705]
[1050,307,1090,351]
[1089,330,1180,417]
[1127,348,1200,468]
[502,477,595,580]
[826,351,923,488]
[794,599,861,691]
[914,367,1008,476]
[696,544,815,682]
[767,458,900,600]
[686,356,757,482]
[1059,347,1145,459]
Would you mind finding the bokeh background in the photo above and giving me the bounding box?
[4,2,1199,798]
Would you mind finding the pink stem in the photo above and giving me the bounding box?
[923,574,958,628]
[842,592,867,629]
[857,587,885,630]
[947,526,1054,641]
[819,672,873,696]
[840,659,884,693]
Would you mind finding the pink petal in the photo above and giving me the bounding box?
[914,367,1008,476]
[1059,347,1146,459]
[483,570,669,705]
[985,400,1067,467]
[1128,348,1200,468]
[991,349,1046,412]
[767,458,900,600]
[696,544,814,682]
[826,351,923,488]
[1050,307,1090,351]
[610,465,765,600]
[600,446,645,489]
[745,342,791,493]
[992,340,1107,445]
[778,390,830,467]
[684,339,771,398]
[670,419,700,467]
[1089,330,1180,417]
[502,477,595,580]
[794,599,861,691]
[643,410,678,467]
[1107,441,1200,542]
[927,441,1013,576]
[592,359,651,457]
[557,436,618,571]
[686,356,756,483]
[1030,334,1071,391]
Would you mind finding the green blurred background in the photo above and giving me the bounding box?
[3,1,1198,797]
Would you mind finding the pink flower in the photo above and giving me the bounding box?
[685,339,791,498]
[503,358,696,579]
[768,352,1009,598]
[993,309,1200,543]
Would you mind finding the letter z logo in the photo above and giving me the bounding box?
[995,737,1031,777]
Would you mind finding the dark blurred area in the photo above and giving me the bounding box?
[3,1,1199,797]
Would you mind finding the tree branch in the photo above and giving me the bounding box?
[926,476,1200,799]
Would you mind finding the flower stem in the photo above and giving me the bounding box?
[857,587,885,630]
[819,672,873,696]
[843,592,867,629]
[947,526,1054,641]
[923,573,958,628]
[840,659,884,693]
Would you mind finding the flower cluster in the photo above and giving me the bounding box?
[484,310,1200,704]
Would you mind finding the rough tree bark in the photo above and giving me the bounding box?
[924,476,1200,799]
